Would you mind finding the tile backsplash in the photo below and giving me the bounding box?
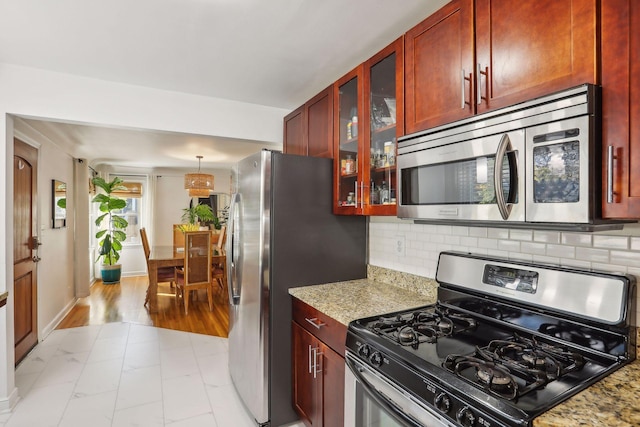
[369,217,640,324]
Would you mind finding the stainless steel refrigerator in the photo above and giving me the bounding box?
[226,150,367,426]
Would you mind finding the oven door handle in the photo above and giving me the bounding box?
[345,356,423,427]
[494,133,514,220]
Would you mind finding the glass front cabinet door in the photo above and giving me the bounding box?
[334,67,363,214]
[333,38,403,216]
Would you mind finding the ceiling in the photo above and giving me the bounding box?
[1,0,447,169]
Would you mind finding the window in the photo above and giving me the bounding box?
[90,175,147,246]
[117,196,141,245]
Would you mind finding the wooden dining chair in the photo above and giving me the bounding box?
[212,225,226,255]
[211,226,227,291]
[173,224,185,251]
[174,230,214,314]
[140,228,175,306]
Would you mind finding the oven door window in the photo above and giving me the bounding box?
[356,384,409,427]
[401,152,517,206]
[533,140,580,203]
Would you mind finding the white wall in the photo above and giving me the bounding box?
[0,62,288,411]
[369,217,640,325]
[27,131,76,337]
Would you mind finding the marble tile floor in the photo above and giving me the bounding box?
[3,323,305,427]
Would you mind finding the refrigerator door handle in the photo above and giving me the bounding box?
[227,192,241,306]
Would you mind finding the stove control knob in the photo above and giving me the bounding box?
[457,407,476,427]
[358,344,371,359]
[434,393,451,414]
[369,351,383,367]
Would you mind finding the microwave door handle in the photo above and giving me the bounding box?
[494,133,513,220]
[345,356,423,427]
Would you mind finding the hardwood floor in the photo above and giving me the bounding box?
[56,275,230,337]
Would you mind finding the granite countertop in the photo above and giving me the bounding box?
[289,267,640,427]
[289,279,436,325]
[288,266,438,326]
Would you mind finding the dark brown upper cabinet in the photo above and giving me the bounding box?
[283,86,333,159]
[601,0,640,218]
[405,0,597,134]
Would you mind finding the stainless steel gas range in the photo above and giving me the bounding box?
[345,252,636,427]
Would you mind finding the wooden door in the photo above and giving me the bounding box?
[475,0,597,113]
[305,86,333,159]
[292,322,321,426]
[404,0,474,133]
[13,138,39,365]
[601,0,640,217]
[283,105,305,156]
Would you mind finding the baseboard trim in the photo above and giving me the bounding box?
[0,387,20,413]
[41,297,78,340]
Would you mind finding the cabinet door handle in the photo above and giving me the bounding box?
[607,145,615,203]
[304,317,326,329]
[308,344,313,374]
[354,181,358,208]
[461,69,472,109]
[477,64,488,105]
[461,69,466,109]
[312,348,323,379]
[476,63,482,105]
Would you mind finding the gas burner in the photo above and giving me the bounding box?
[397,325,438,347]
[443,333,586,400]
[480,339,562,379]
[397,326,416,343]
[367,307,478,347]
[444,355,519,400]
[514,335,585,376]
[521,350,553,370]
[476,364,516,391]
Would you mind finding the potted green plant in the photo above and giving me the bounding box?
[181,203,216,228]
[92,176,128,284]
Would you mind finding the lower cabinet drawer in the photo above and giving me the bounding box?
[292,297,347,357]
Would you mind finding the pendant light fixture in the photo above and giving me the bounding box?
[188,188,211,197]
[184,155,214,196]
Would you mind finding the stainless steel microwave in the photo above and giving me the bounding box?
[397,84,628,230]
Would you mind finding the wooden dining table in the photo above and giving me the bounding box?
[146,245,225,313]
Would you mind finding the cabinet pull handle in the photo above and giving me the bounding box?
[305,317,326,329]
[312,348,323,379]
[308,345,313,374]
[461,69,466,109]
[476,63,482,105]
[354,181,358,209]
[461,69,472,109]
[360,181,365,209]
[477,64,488,105]
[607,145,615,203]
